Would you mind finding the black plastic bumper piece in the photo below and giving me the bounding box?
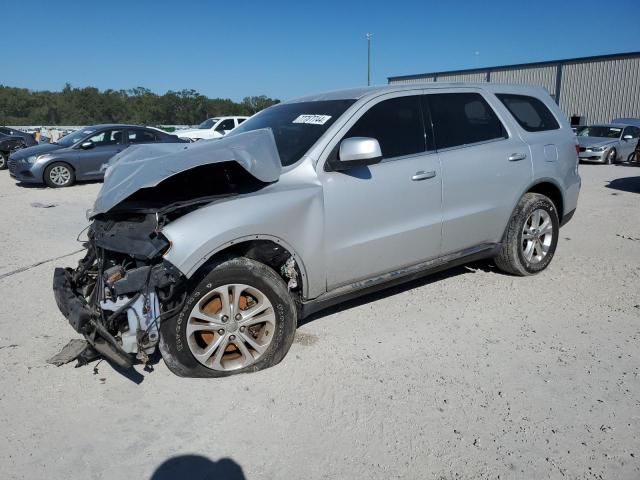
[53,267,93,333]
[52,268,133,369]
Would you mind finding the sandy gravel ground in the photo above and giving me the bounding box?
[0,164,638,480]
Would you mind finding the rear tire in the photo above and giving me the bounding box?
[44,162,75,188]
[495,193,559,276]
[0,152,7,170]
[159,257,297,378]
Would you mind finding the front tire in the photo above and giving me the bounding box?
[605,148,617,165]
[495,193,559,276]
[159,257,297,377]
[0,152,7,170]
[44,162,75,188]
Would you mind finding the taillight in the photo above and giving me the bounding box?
[575,143,580,155]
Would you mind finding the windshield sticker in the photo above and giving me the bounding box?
[292,114,332,125]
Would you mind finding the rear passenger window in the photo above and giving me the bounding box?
[129,130,159,143]
[427,93,507,150]
[345,96,425,159]
[496,94,559,132]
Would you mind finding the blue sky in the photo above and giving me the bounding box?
[3,0,639,101]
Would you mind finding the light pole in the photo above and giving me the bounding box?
[366,33,372,86]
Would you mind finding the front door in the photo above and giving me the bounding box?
[620,126,640,159]
[80,129,127,178]
[320,94,443,291]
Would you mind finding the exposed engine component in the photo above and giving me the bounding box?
[281,256,299,291]
[100,292,160,356]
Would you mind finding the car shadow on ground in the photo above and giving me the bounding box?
[300,259,496,326]
[150,455,246,480]
[606,175,640,194]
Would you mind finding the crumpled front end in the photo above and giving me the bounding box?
[52,127,282,369]
[52,215,184,368]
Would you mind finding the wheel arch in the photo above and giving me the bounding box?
[187,235,310,301]
[524,179,564,219]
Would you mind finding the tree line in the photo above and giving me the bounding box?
[0,84,280,126]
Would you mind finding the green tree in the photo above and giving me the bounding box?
[241,95,280,115]
[0,84,280,125]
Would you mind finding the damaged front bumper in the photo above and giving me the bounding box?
[53,267,134,368]
[52,220,185,369]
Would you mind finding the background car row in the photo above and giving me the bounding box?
[1,116,248,187]
[575,118,640,164]
[7,125,187,187]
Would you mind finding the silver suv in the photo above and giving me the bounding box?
[53,83,581,377]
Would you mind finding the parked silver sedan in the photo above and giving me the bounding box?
[576,123,640,164]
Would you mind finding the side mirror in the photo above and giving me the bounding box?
[330,137,383,171]
[623,135,633,141]
[80,140,95,150]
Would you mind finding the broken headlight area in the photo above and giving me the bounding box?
[53,215,185,370]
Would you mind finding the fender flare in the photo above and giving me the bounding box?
[186,234,312,299]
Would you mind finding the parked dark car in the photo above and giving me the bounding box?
[0,127,37,170]
[8,125,188,187]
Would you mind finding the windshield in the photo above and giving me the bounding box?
[56,128,97,147]
[228,100,355,166]
[197,118,220,129]
[577,126,622,139]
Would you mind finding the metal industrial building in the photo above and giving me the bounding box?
[388,51,640,125]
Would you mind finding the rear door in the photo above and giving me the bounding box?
[426,90,532,254]
[127,128,161,145]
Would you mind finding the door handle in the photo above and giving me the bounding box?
[508,153,527,161]
[412,170,436,181]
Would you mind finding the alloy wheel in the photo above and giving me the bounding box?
[522,209,553,264]
[49,165,71,186]
[186,284,276,371]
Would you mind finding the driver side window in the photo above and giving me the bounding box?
[343,96,426,159]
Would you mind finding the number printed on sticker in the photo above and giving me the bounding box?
[292,114,332,125]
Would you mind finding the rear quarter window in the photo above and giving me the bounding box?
[496,94,560,132]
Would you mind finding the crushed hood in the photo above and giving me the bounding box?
[91,128,281,216]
